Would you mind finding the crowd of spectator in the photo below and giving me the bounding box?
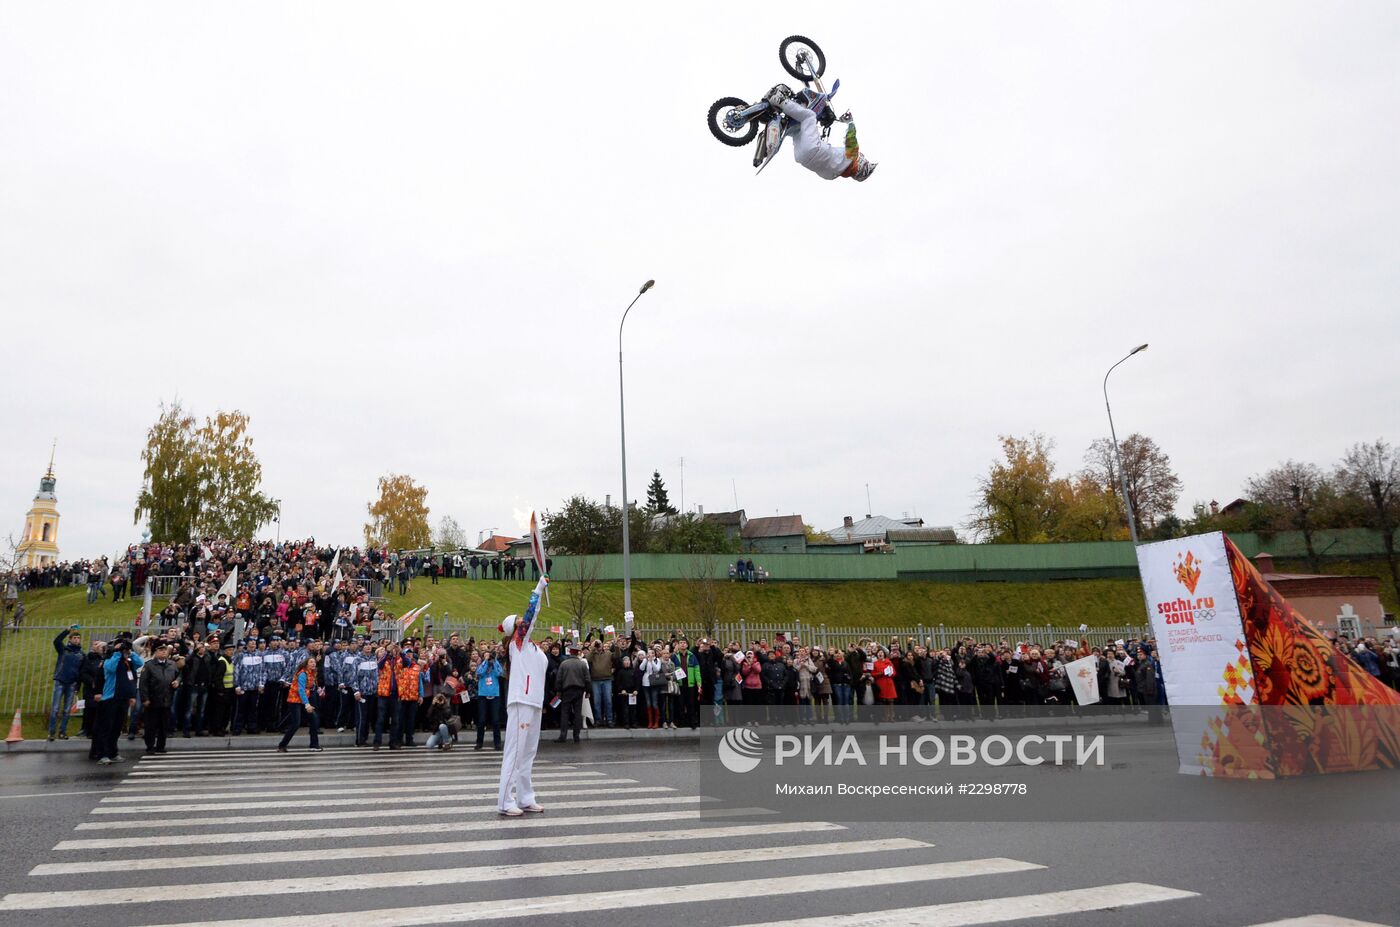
[33,537,1400,760]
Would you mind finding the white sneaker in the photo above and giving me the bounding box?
[97,757,112,766]
[522,804,545,813]
[498,806,524,817]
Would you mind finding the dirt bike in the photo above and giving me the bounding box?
[708,36,840,174]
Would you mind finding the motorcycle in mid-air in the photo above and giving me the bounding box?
[708,36,840,174]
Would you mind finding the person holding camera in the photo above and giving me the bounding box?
[475,649,504,750]
[92,638,142,764]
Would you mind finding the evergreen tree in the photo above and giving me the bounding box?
[646,470,677,516]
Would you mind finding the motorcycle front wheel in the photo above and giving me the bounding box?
[708,97,759,147]
[779,35,825,81]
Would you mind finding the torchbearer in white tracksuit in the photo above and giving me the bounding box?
[496,576,549,816]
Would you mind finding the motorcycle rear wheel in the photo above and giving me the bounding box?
[708,97,759,147]
[779,35,826,81]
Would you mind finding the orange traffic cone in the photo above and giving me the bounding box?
[4,709,22,744]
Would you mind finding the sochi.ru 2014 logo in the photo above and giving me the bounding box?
[718,728,764,773]
[1173,551,1202,594]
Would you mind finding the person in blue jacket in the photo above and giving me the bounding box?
[49,626,84,741]
[93,640,143,765]
[475,651,505,751]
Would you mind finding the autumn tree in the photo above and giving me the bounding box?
[1335,439,1400,603]
[134,402,278,542]
[364,474,431,550]
[1083,433,1183,538]
[969,434,1066,543]
[646,470,677,516]
[1054,476,1128,542]
[1244,460,1342,571]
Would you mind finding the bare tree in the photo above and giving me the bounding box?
[1,534,37,634]
[681,553,726,641]
[1336,439,1400,604]
[558,554,603,631]
[1083,433,1183,537]
[1244,460,1339,571]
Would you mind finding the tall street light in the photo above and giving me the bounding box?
[1103,344,1148,545]
[619,279,655,618]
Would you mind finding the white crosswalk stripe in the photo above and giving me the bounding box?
[55,801,752,850]
[105,776,607,799]
[18,747,1309,927]
[76,789,673,829]
[98,776,621,810]
[0,839,939,910]
[122,766,574,785]
[32,822,845,875]
[118,863,1159,927]
[721,883,1200,926]
[1243,919,1394,927]
[126,760,518,777]
[93,784,649,812]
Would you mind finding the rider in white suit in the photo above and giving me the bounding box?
[769,91,876,182]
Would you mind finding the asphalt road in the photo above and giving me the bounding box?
[0,735,1396,927]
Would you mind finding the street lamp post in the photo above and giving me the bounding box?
[272,499,282,544]
[1103,344,1148,545]
[618,279,655,617]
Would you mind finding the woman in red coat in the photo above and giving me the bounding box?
[872,649,898,722]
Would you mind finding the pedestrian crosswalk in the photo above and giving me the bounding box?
[2,747,1393,927]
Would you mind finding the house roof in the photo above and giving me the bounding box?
[1220,498,1251,515]
[887,527,959,544]
[703,509,746,527]
[479,535,518,553]
[825,515,942,543]
[741,515,805,539]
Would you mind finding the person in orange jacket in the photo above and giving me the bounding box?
[394,648,422,748]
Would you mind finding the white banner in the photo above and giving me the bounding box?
[1064,655,1101,706]
[1136,531,1253,707]
[1136,531,1255,776]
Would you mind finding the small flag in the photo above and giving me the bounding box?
[550,626,564,634]
[549,695,561,709]
[398,603,430,631]
[216,566,238,602]
[603,624,616,636]
[327,547,340,580]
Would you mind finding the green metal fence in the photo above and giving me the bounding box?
[547,529,1397,584]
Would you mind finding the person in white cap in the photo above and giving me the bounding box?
[496,577,549,816]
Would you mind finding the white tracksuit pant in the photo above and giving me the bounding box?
[780,100,850,180]
[497,702,542,811]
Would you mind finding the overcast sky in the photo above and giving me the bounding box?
[2,2,1397,559]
